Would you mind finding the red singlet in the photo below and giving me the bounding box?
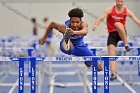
[106,5,127,32]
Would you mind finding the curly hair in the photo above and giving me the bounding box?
[68,8,84,18]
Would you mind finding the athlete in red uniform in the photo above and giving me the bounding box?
[93,0,140,80]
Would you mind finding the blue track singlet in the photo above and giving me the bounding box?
[60,20,95,58]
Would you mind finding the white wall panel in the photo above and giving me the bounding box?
[0,1,139,37]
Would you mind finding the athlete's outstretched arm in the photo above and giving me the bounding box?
[93,8,111,31]
[127,9,140,27]
[39,22,65,45]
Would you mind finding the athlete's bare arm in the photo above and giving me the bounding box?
[39,22,65,45]
[93,8,112,31]
[127,8,140,27]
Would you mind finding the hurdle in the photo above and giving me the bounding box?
[0,55,140,93]
[90,47,140,77]
[0,57,36,93]
[91,47,140,93]
[93,56,140,93]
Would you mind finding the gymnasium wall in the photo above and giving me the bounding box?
[0,0,139,37]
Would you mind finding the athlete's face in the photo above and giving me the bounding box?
[70,17,82,31]
[116,0,124,8]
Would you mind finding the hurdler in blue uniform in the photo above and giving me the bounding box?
[39,8,102,71]
[60,20,94,56]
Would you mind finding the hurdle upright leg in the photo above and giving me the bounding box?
[92,57,98,93]
[102,57,109,93]
[30,58,36,93]
[18,58,25,93]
